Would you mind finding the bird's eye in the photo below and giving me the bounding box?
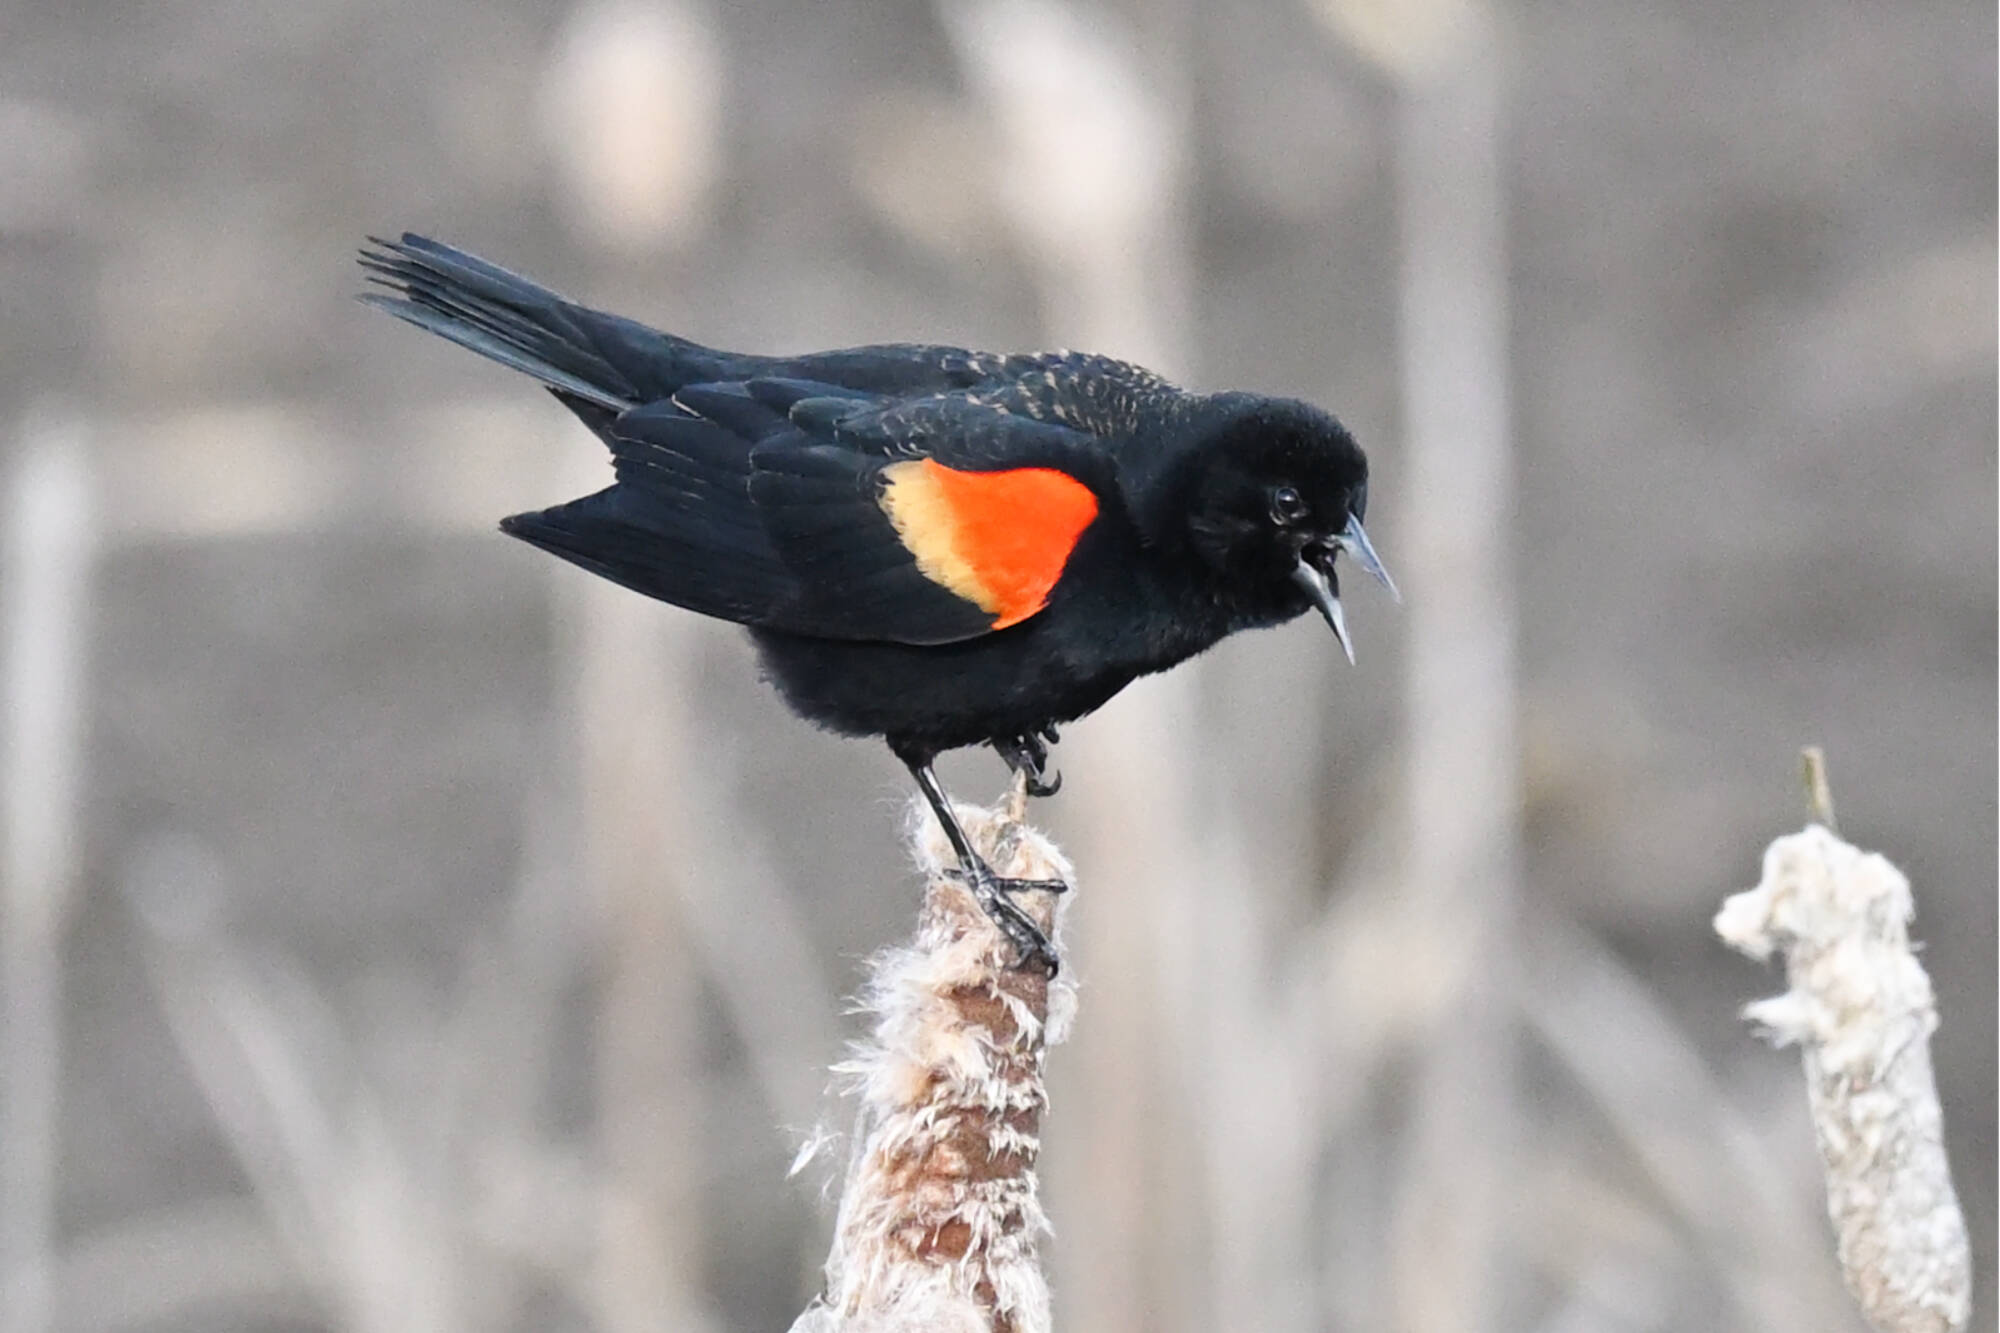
[1270,485,1309,525]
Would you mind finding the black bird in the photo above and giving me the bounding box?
[359,234,1395,971]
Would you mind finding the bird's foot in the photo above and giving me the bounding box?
[947,854,1068,975]
[993,731,1062,797]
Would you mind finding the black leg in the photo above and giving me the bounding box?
[992,731,1062,797]
[895,747,1068,975]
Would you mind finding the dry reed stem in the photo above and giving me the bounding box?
[1715,821,1971,1333]
[791,783,1075,1333]
[2,416,94,1333]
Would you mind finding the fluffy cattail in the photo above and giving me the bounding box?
[1716,817,1971,1333]
[791,785,1076,1333]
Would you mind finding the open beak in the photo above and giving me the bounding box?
[1293,517,1396,665]
[1336,515,1399,603]
[1291,556,1355,664]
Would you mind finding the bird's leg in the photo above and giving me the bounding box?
[991,730,1062,797]
[897,750,1068,975]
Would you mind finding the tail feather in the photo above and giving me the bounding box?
[358,233,729,410]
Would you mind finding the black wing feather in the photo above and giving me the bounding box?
[500,404,792,624]
[745,439,999,643]
[508,387,1120,644]
[359,236,1154,644]
[501,396,1007,645]
[500,488,785,626]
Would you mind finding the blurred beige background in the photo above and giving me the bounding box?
[0,0,1992,1330]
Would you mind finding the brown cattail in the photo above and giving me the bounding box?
[791,786,1075,1333]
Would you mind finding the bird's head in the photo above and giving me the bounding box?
[1165,394,1397,661]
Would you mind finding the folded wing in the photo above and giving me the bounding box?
[501,381,1111,645]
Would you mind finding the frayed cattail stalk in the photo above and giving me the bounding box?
[791,783,1076,1333]
[1715,762,1971,1333]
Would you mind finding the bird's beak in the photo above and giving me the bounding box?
[1294,517,1397,664]
[1336,516,1399,603]
[1291,556,1355,664]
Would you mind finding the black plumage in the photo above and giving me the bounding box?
[360,233,1395,970]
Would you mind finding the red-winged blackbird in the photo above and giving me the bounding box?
[360,234,1394,970]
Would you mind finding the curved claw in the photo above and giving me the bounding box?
[994,731,1062,797]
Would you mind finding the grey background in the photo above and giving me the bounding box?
[1,0,1991,1329]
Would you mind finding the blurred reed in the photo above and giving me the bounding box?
[1371,6,1520,1328]
[1,411,94,1333]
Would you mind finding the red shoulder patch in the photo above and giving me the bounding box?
[879,459,1099,628]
